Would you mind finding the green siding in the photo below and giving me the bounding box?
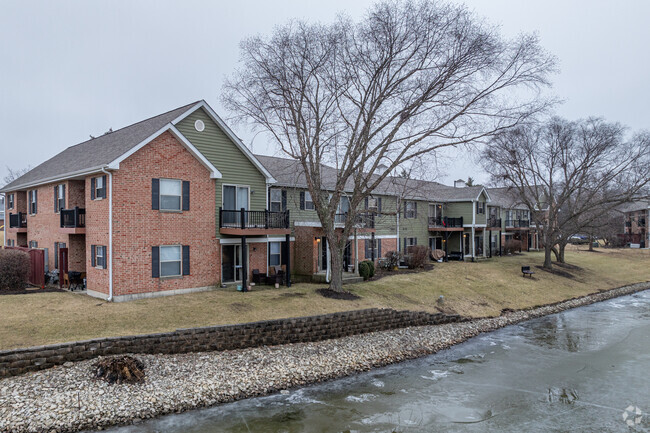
[446,202,473,223]
[475,191,487,225]
[176,109,268,238]
[398,199,430,250]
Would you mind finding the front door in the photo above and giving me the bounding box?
[429,237,442,251]
[222,245,244,283]
[319,237,328,271]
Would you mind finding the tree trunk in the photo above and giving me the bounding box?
[325,230,345,292]
[551,246,559,261]
[557,242,566,263]
[543,243,553,269]
[588,235,594,251]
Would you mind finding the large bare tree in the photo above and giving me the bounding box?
[484,117,650,268]
[223,0,556,291]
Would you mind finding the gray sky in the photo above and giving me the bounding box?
[1,0,648,186]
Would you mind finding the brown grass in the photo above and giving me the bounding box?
[0,248,647,350]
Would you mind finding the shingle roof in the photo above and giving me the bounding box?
[619,200,650,213]
[256,154,488,202]
[486,187,528,209]
[1,101,200,192]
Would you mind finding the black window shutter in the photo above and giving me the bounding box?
[281,241,288,265]
[403,237,407,252]
[54,186,58,212]
[414,238,418,245]
[365,240,370,259]
[152,179,160,210]
[182,245,190,275]
[281,190,287,211]
[102,246,108,269]
[299,191,305,210]
[378,239,382,258]
[182,181,190,211]
[101,175,107,199]
[152,246,160,278]
[91,177,96,200]
[91,245,96,267]
[34,190,37,214]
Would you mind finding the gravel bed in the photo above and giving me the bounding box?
[1,282,648,433]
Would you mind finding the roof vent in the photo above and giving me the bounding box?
[194,119,205,132]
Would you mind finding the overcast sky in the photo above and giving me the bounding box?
[1,0,648,186]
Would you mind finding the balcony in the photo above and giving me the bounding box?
[487,217,502,229]
[334,212,375,229]
[60,207,86,234]
[505,219,530,229]
[428,216,463,230]
[219,208,290,235]
[8,212,27,232]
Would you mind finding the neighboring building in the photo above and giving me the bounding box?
[0,194,4,227]
[2,101,291,301]
[486,187,540,252]
[619,201,649,248]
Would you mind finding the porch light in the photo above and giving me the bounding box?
[315,237,321,242]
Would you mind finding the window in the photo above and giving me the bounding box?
[28,190,37,214]
[29,241,38,248]
[364,238,381,260]
[90,245,106,269]
[7,239,14,247]
[476,201,485,214]
[404,201,417,219]
[7,194,13,210]
[92,175,107,200]
[54,184,65,213]
[160,245,182,277]
[160,179,182,211]
[304,191,314,210]
[270,189,283,212]
[404,237,417,253]
[269,242,282,267]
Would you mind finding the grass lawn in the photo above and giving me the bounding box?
[0,247,648,350]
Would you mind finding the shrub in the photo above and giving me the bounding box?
[504,239,522,254]
[405,245,430,269]
[358,261,371,280]
[383,251,402,270]
[363,260,375,278]
[0,249,30,290]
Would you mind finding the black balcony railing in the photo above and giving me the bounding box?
[488,217,502,228]
[219,208,290,229]
[505,219,530,228]
[334,212,375,228]
[428,215,463,228]
[640,218,646,227]
[9,212,27,228]
[60,207,86,228]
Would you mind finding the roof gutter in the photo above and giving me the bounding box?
[101,167,114,302]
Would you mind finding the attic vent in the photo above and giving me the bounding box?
[194,119,205,132]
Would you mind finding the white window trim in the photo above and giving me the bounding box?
[94,176,105,200]
[270,188,283,212]
[8,193,14,210]
[56,184,65,213]
[222,184,251,210]
[159,178,183,212]
[95,246,105,269]
[268,241,282,267]
[29,190,37,215]
[405,201,416,219]
[304,191,314,210]
[160,245,182,278]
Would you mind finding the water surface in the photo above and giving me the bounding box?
[108,291,650,432]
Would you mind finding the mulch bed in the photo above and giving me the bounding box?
[0,287,66,296]
[316,288,361,300]
[367,264,435,282]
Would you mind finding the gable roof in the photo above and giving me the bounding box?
[256,153,490,203]
[1,100,275,192]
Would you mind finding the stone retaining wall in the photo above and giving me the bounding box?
[0,308,462,378]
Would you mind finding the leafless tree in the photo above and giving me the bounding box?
[3,166,31,187]
[484,117,650,268]
[223,0,556,291]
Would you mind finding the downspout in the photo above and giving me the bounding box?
[101,167,113,302]
[471,200,476,261]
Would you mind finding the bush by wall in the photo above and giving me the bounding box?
[405,245,430,269]
[358,261,371,280]
[504,239,522,254]
[382,251,401,270]
[0,249,30,290]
